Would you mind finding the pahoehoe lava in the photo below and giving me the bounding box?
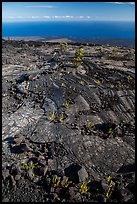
[2,39,135,202]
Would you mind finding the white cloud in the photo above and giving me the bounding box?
[79,16,84,18]
[128,2,135,5]
[107,2,124,4]
[43,16,50,18]
[25,5,57,8]
[46,15,92,20]
[31,16,40,19]
[106,2,135,5]
[4,15,93,21]
[54,16,60,18]
[52,15,74,19]
[114,2,124,4]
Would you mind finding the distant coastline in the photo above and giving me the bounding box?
[3,36,135,47]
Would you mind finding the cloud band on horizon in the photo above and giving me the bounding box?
[25,5,57,8]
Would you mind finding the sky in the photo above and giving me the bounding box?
[2,2,135,22]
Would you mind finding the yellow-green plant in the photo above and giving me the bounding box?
[22,161,38,171]
[60,42,68,52]
[80,80,85,85]
[108,84,114,89]
[108,128,113,134]
[127,75,132,82]
[95,80,103,85]
[65,100,69,109]
[86,121,94,129]
[72,57,83,67]
[52,175,61,188]
[22,162,38,180]
[79,180,91,194]
[59,116,64,123]
[105,176,113,200]
[106,176,111,183]
[72,48,84,67]
[61,82,66,87]
[50,112,55,121]
[75,48,84,57]
[61,177,73,188]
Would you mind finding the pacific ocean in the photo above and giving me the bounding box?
[2,21,135,39]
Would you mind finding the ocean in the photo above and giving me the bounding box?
[2,21,135,39]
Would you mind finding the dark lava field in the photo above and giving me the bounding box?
[2,39,135,202]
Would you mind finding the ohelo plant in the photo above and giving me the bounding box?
[127,75,132,82]
[75,48,84,57]
[108,84,114,89]
[72,48,85,67]
[59,116,64,123]
[86,121,94,129]
[108,128,113,134]
[65,100,69,109]
[22,161,38,180]
[22,161,38,171]
[105,176,113,200]
[72,57,83,67]
[50,112,55,122]
[60,42,68,52]
[94,80,102,85]
[52,175,61,188]
[79,180,91,194]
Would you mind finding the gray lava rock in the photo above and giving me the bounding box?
[2,169,10,179]
[14,136,24,144]
[101,179,109,192]
[121,188,134,202]
[14,174,21,181]
[2,198,10,202]
[75,95,90,111]
[66,94,90,116]
[33,176,40,183]
[30,118,58,143]
[16,81,29,94]
[27,170,35,180]
[37,155,45,161]
[48,159,57,171]
[48,86,66,109]
[42,98,57,118]
[10,175,16,188]
[77,166,89,182]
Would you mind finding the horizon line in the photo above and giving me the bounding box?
[2,19,135,23]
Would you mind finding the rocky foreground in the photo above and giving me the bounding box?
[2,39,135,202]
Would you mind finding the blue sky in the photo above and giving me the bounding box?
[2,2,135,22]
